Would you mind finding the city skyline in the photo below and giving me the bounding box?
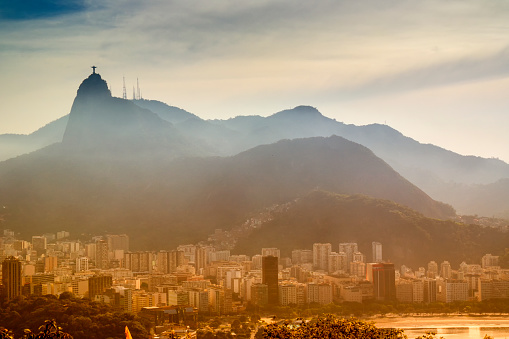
[2,1,509,161]
[1,228,506,308]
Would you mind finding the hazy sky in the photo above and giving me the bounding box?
[1,0,509,161]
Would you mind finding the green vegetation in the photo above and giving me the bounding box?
[0,320,72,339]
[499,248,509,268]
[262,315,401,339]
[234,191,509,267]
[0,294,150,339]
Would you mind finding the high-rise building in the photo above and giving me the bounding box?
[106,234,129,252]
[313,243,331,271]
[328,252,347,274]
[437,279,468,303]
[396,279,423,303]
[478,279,509,301]
[262,256,279,305]
[372,262,396,301]
[262,248,280,258]
[76,257,89,272]
[170,250,186,273]
[339,243,358,271]
[95,240,109,270]
[279,284,297,306]
[210,250,231,263]
[56,231,70,240]
[124,251,154,273]
[353,251,365,263]
[85,243,97,261]
[251,255,263,270]
[291,249,313,265]
[350,261,366,278]
[188,288,209,312]
[2,256,22,300]
[32,236,47,256]
[88,275,113,299]
[440,261,452,279]
[195,246,212,272]
[423,278,437,303]
[71,277,89,297]
[307,283,333,305]
[251,283,268,306]
[177,244,196,263]
[481,254,499,268]
[427,261,438,278]
[44,256,58,273]
[372,242,382,263]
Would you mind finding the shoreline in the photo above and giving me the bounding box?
[370,314,509,329]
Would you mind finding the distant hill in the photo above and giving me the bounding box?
[234,191,508,268]
[0,129,453,249]
[429,178,509,219]
[0,115,68,161]
[210,106,509,184]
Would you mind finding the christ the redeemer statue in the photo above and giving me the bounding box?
[91,66,97,74]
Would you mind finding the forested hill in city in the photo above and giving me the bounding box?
[234,191,509,268]
[1,80,509,217]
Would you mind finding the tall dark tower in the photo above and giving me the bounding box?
[2,256,22,300]
[372,262,396,301]
[262,255,279,305]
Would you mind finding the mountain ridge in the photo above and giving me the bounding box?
[1,74,508,217]
[0,132,454,249]
[234,190,508,268]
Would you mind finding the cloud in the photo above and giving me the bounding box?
[331,46,509,101]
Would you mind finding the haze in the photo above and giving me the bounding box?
[1,1,509,161]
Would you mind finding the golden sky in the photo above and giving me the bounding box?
[1,1,509,161]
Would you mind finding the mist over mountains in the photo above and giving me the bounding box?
[234,191,508,268]
[0,71,507,257]
[2,75,508,218]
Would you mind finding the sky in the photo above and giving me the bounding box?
[1,0,509,162]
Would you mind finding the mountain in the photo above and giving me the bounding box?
[211,105,509,184]
[234,190,508,268]
[131,99,199,124]
[61,72,212,158]
[2,75,508,218]
[208,106,509,217]
[211,136,454,220]
[430,178,509,219]
[0,115,68,161]
[0,121,454,249]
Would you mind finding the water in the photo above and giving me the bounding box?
[402,326,509,338]
[373,316,509,339]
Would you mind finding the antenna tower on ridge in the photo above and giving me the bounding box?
[122,76,127,100]
[133,86,136,100]
[136,78,140,100]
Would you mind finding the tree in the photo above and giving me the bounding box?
[262,315,406,339]
[21,320,73,339]
[0,295,150,339]
[231,319,241,333]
